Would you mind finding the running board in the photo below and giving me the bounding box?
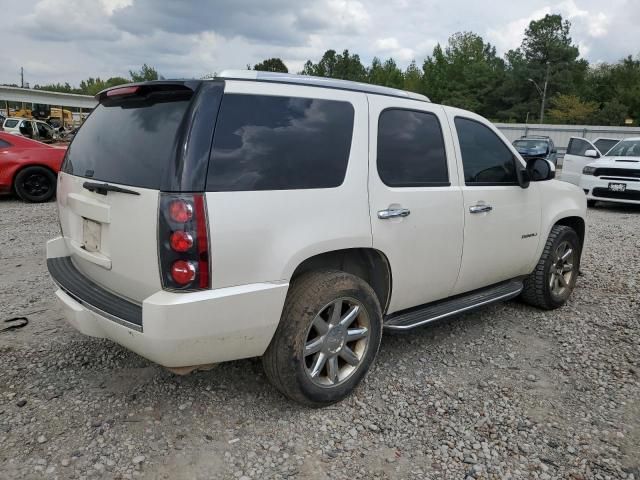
[384,280,523,331]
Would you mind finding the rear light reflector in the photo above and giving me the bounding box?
[171,260,196,285]
[168,199,193,223]
[158,193,210,291]
[170,231,193,252]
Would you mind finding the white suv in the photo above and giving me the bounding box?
[47,71,587,406]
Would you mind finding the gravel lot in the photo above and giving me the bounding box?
[0,196,638,480]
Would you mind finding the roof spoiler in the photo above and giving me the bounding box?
[96,80,202,104]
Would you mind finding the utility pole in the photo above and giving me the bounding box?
[539,61,550,124]
[20,67,24,88]
[528,61,551,124]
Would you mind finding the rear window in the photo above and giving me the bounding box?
[62,92,192,189]
[206,94,354,191]
[4,119,19,129]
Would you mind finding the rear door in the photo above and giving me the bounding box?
[57,85,197,302]
[368,95,464,313]
[561,137,601,185]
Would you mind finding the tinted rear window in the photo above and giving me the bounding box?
[4,119,19,128]
[206,94,354,191]
[63,94,191,189]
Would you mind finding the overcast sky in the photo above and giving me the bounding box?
[2,0,639,86]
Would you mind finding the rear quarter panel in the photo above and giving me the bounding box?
[206,81,372,288]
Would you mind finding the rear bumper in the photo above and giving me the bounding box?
[47,237,288,367]
[580,176,640,205]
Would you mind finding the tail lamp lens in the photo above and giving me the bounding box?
[170,231,193,252]
[171,260,196,285]
[169,199,193,223]
[158,193,210,291]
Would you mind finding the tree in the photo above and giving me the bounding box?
[498,14,588,121]
[367,57,403,88]
[403,60,423,93]
[78,77,129,96]
[423,32,505,117]
[253,58,288,73]
[129,64,160,82]
[301,49,366,82]
[546,94,597,124]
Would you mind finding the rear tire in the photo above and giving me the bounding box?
[262,270,383,407]
[521,225,581,310]
[14,166,56,203]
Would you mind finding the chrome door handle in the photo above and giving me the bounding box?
[469,204,493,214]
[378,208,411,219]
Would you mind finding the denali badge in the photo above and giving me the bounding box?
[521,233,538,239]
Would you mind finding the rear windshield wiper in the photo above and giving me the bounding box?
[83,181,140,196]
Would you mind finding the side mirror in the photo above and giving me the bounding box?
[527,158,556,182]
[584,149,599,158]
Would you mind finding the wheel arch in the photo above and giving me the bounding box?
[554,216,585,250]
[290,248,393,314]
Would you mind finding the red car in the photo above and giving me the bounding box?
[0,132,67,202]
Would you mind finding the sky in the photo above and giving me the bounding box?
[1,0,639,87]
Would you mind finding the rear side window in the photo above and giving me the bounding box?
[4,119,18,128]
[206,94,354,191]
[566,138,593,156]
[455,117,518,185]
[377,109,449,187]
[63,93,192,189]
[0,139,11,147]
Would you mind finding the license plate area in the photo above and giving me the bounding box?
[608,182,627,192]
[82,218,102,252]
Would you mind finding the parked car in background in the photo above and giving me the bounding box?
[35,120,60,143]
[0,131,66,202]
[561,136,620,185]
[580,137,640,207]
[46,72,586,406]
[512,136,558,165]
[2,117,42,141]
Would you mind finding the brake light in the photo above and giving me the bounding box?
[158,193,210,291]
[106,86,140,97]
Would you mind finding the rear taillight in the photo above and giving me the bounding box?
[158,193,210,291]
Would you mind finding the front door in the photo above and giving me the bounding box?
[449,114,541,295]
[561,137,600,185]
[368,95,464,314]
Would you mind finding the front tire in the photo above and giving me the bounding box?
[262,270,383,407]
[14,166,56,203]
[521,225,581,310]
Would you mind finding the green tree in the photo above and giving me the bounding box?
[253,58,288,73]
[367,57,403,88]
[498,14,588,121]
[129,64,161,82]
[301,49,366,81]
[34,82,77,93]
[423,32,505,117]
[546,94,597,124]
[78,76,129,96]
[403,60,423,93]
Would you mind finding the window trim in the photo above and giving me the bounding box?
[376,107,451,188]
[454,116,521,187]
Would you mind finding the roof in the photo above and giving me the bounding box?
[0,85,97,109]
[218,70,430,102]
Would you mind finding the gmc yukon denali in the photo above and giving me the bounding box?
[47,71,587,406]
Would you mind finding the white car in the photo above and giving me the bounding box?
[580,137,640,206]
[46,71,587,406]
[560,136,621,185]
[2,117,41,140]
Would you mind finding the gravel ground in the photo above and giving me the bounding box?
[0,196,638,480]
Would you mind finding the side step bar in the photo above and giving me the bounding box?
[384,280,523,331]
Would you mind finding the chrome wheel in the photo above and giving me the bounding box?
[549,240,575,297]
[303,297,370,387]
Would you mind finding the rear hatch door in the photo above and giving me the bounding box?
[57,83,198,303]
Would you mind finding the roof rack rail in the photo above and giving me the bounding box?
[218,70,430,102]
